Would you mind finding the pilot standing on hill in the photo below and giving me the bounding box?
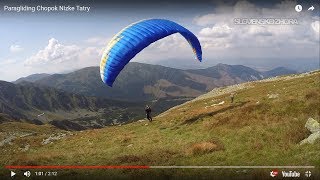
[230,93,235,103]
[145,105,152,122]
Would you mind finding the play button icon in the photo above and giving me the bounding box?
[10,171,16,177]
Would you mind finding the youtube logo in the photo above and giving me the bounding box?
[270,170,278,177]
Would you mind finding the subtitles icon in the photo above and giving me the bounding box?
[270,169,278,177]
[295,5,302,12]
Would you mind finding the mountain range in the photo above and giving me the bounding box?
[0,62,297,130]
[13,62,297,101]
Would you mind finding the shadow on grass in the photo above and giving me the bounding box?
[181,101,249,125]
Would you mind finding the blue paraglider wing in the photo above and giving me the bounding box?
[100,19,202,87]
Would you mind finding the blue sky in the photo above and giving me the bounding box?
[0,0,319,81]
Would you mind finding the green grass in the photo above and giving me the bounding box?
[0,71,319,178]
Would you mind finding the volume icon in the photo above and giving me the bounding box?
[24,171,31,177]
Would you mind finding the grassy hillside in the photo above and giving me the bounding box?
[1,71,319,179]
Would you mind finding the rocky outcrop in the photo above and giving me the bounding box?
[300,118,320,145]
[305,118,320,133]
[267,93,279,99]
[42,133,67,145]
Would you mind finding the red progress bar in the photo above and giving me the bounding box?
[5,165,150,169]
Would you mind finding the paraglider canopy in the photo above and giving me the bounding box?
[100,19,202,87]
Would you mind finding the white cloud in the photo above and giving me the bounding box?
[247,26,272,36]
[122,1,317,68]
[194,1,300,26]
[199,24,232,38]
[194,0,319,61]
[25,38,80,66]
[24,38,102,73]
[10,44,23,53]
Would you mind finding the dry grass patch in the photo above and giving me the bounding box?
[117,133,135,144]
[283,118,310,144]
[202,116,231,130]
[11,152,62,165]
[186,140,224,156]
[251,140,263,151]
[116,155,142,164]
[120,135,132,143]
[305,90,319,100]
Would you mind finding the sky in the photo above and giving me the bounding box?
[0,0,319,81]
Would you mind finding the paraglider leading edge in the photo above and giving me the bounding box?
[100,19,203,87]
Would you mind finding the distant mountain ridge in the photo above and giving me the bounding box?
[262,67,297,78]
[17,62,296,101]
[14,73,50,84]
